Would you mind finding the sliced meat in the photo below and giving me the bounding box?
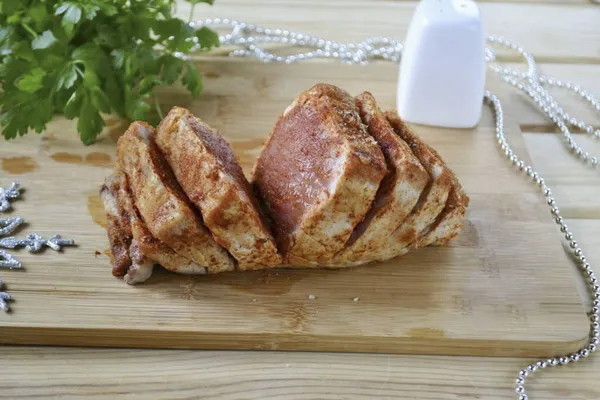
[102,170,155,284]
[100,175,132,277]
[155,107,282,270]
[125,239,155,285]
[117,121,234,274]
[253,83,387,265]
[369,111,453,262]
[115,171,207,281]
[416,143,470,247]
[332,92,430,265]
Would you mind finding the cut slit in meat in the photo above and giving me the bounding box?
[331,92,430,266]
[100,172,154,284]
[416,143,470,247]
[253,83,387,265]
[117,121,235,274]
[102,170,208,285]
[365,111,454,262]
[155,107,281,271]
[117,172,208,280]
[100,176,132,277]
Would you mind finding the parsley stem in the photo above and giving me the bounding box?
[21,23,38,39]
[74,65,85,79]
[153,94,164,120]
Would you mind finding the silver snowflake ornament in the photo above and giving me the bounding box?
[0,181,76,312]
[0,250,21,269]
[0,217,24,236]
[0,234,75,253]
[0,280,12,312]
[0,182,21,212]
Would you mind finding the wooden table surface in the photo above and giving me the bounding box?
[1,0,599,398]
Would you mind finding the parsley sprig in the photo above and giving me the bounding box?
[0,0,219,145]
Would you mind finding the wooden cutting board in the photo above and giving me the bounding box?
[0,59,588,356]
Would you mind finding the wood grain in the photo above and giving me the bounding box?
[1,347,599,400]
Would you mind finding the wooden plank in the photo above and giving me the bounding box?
[522,132,600,218]
[1,346,599,399]
[183,0,600,63]
[0,58,588,356]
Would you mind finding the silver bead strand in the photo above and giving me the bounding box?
[486,91,598,400]
[487,41,599,165]
[191,19,403,64]
[540,77,600,138]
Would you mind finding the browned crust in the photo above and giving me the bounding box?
[253,83,387,265]
[100,176,132,277]
[117,121,234,273]
[378,111,453,259]
[115,171,207,275]
[155,107,281,270]
[416,143,470,247]
[103,86,468,277]
[332,92,430,264]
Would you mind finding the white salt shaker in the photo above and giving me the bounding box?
[397,0,486,128]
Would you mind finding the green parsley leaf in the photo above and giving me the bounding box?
[1,0,219,145]
[64,88,84,119]
[110,49,125,69]
[78,95,105,145]
[160,56,185,85]
[12,42,35,61]
[196,26,220,48]
[182,62,202,98]
[32,30,57,50]
[29,4,48,28]
[90,87,111,114]
[55,2,82,25]
[129,99,151,121]
[57,63,78,90]
[16,68,46,93]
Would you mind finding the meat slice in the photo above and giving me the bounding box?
[331,92,430,265]
[115,171,208,282]
[155,107,281,270]
[101,171,154,284]
[416,143,470,247]
[117,121,234,274]
[103,170,208,285]
[253,83,387,265]
[369,111,453,262]
[100,175,133,277]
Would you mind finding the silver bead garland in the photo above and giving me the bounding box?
[186,19,598,399]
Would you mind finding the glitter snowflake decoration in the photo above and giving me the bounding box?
[0,182,21,212]
[0,182,75,312]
